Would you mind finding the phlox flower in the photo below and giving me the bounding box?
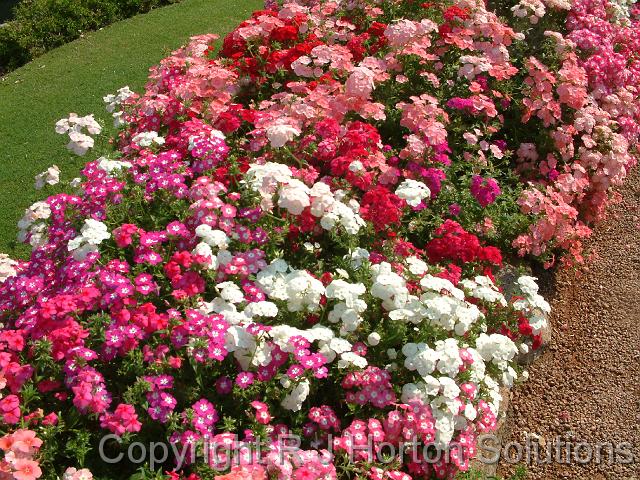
[67,131,95,156]
[55,113,102,156]
[55,113,101,135]
[67,219,111,260]
[235,371,255,389]
[132,131,165,147]
[34,165,61,190]
[63,467,93,480]
[395,179,431,207]
[345,66,376,99]
[281,379,310,412]
[278,179,310,215]
[215,376,233,394]
[11,459,42,480]
[8,0,635,475]
[96,157,132,176]
[266,124,300,148]
[99,403,142,435]
[469,175,501,207]
[103,86,134,113]
[213,464,266,480]
[0,254,18,284]
[0,395,21,424]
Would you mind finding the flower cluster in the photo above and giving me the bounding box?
[0,430,43,480]
[54,113,102,155]
[0,0,637,478]
[33,166,60,190]
[103,85,135,127]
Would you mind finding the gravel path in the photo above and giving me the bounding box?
[497,168,640,480]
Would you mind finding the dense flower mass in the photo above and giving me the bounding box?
[0,0,638,478]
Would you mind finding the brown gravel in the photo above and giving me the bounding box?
[497,167,640,480]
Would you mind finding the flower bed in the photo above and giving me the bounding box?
[0,0,638,479]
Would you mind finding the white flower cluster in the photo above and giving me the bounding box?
[326,279,367,333]
[400,329,517,448]
[460,275,507,306]
[55,113,102,156]
[67,219,111,260]
[193,224,231,270]
[243,301,279,318]
[198,246,548,428]
[402,343,439,378]
[280,379,310,411]
[0,254,18,284]
[132,131,165,148]
[35,165,60,190]
[395,179,431,207]
[104,86,134,112]
[245,162,294,211]
[347,247,371,269]
[220,319,368,411]
[17,201,51,248]
[370,262,410,310]
[195,224,230,250]
[406,256,428,275]
[400,340,487,448]
[476,333,519,387]
[34,165,61,190]
[323,265,547,448]
[420,275,482,334]
[279,179,312,215]
[309,183,365,234]
[217,281,245,304]
[96,157,132,176]
[402,338,464,380]
[283,269,325,312]
[104,86,134,127]
[246,164,365,234]
[223,325,260,369]
[370,263,483,335]
[257,260,325,312]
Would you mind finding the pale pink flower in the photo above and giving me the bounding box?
[266,125,301,148]
[345,66,375,99]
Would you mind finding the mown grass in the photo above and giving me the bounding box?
[456,465,528,480]
[0,0,262,256]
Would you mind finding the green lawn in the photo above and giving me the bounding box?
[0,0,261,257]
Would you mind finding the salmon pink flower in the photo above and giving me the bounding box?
[11,459,42,480]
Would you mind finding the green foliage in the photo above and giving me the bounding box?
[0,25,29,72]
[0,0,20,23]
[64,430,93,467]
[0,0,181,73]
